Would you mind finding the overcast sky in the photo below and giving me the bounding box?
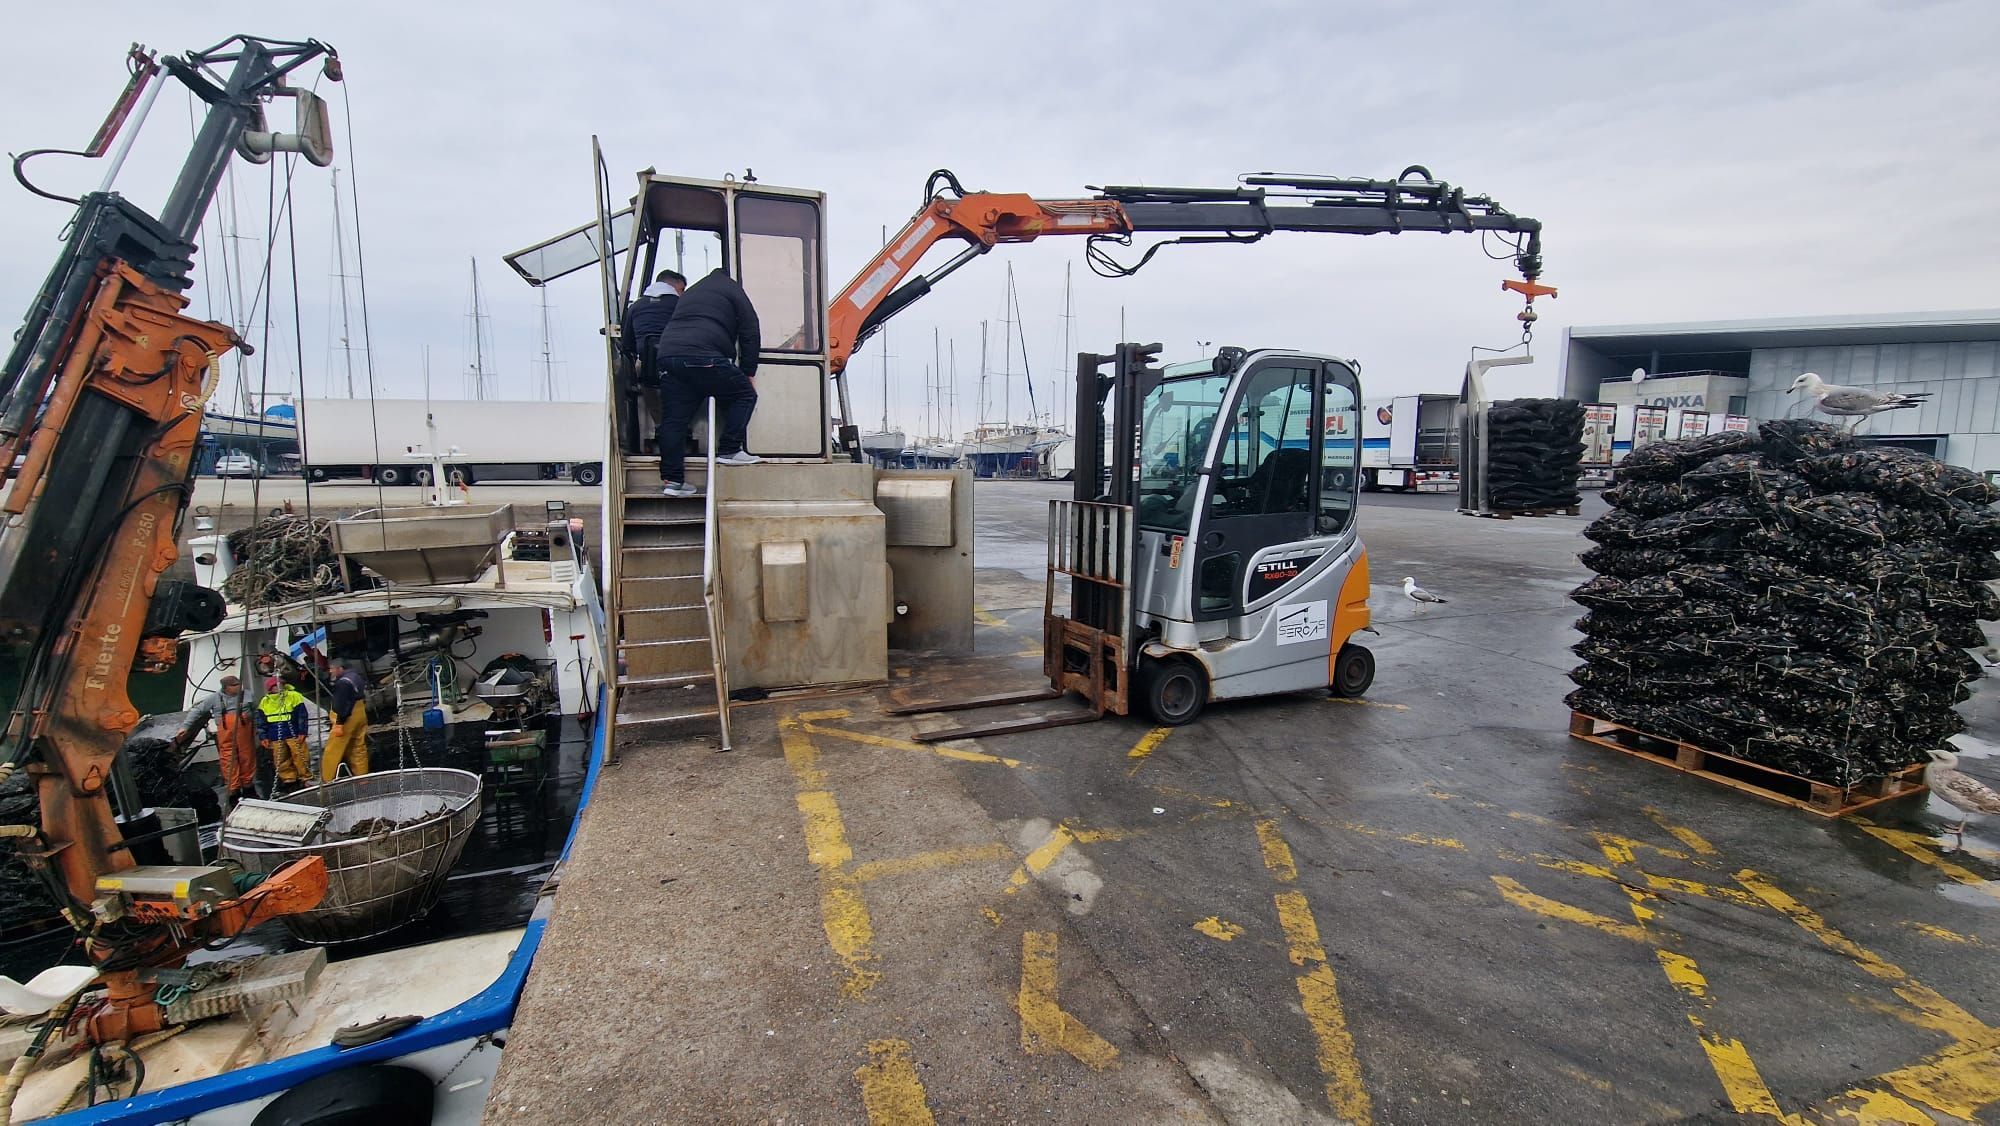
[5,2,1997,436]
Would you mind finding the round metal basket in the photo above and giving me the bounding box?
[220,767,483,944]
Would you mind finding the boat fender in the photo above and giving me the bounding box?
[331,1014,423,1049]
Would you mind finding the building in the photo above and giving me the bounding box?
[1559,310,2000,469]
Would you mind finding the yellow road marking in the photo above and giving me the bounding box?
[1641,872,1768,911]
[1839,1034,2000,1121]
[852,843,1017,883]
[1643,807,1720,857]
[1324,697,1410,711]
[1193,916,1244,941]
[1594,841,1798,1120]
[1735,868,1992,1042]
[974,608,1006,628]
[1256,819,1298,882]
[1258,820,1372,1123]
[981,906,1003,926]
[804,719,1022,768]
[1903,921,1993,950]
[1125,726,1171,776]
[782,717,880,998]
[1016,931,1119,1070]
[1653,949,1798,1121]
[1490,876,1648,943]
[853,1039,937,1125]
[1858,824,2000,904]
[1006,823,1077,895]
[1338,820,1464,850]
[799,707,853,721]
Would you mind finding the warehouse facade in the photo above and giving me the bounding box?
[1559,310,2000,471]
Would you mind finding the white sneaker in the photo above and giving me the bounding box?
[715,451,763,466]
[661,482,701,497]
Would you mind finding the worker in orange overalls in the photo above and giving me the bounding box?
[179,675,258,806]
[257,676,313,792]
[321,658,371,782]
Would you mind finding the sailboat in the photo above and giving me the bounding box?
[962,265,1064,477]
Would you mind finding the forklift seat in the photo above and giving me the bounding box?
[1244,448,1312,514]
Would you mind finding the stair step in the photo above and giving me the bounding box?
[621,574,703,607]
[616,703,721,728]
[620,670,715,689]
[623,458,708,493]
[619,639,712,679]
[623,495,707,522]
[619,545,702,579]
[623,523,703,548]
[622,606,709,643]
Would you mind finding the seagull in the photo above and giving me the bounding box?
[1402,576,1448,604]
[1924,747,2000,850]
[1787,372,1929,427]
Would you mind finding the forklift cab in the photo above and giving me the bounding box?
[1058,346,1373,725]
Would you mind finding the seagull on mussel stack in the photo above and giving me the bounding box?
[1788,372,1929,429]
[1924,747,2000,850]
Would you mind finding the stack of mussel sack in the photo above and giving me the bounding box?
[1566,420,2000,787]
[1487,398,1585,511]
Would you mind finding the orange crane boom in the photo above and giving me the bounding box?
[828,166,1552,385]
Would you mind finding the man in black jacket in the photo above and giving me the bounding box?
[614,270,685,454]
[653,268,763,495]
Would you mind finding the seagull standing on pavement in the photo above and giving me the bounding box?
[1402,576,1448,604]
[1787,372,1930,428]
[1924,747,2000,850]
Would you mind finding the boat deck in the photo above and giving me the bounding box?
[490,484,2000,1124]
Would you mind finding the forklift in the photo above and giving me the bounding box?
[909,343,1375,738]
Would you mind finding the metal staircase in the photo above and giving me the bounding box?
[612,420,731,746]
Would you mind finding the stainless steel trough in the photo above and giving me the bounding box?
[332,506,512,585]
[220,768,483,944]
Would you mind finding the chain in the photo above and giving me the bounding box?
[434,1033,493,1088]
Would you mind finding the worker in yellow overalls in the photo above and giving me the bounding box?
[321,657,371,783]
[256,676,312,791]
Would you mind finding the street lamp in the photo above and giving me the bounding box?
[1197,340,1212,357]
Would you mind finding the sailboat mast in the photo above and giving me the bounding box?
[538,287,556,399]
[1060,262,1073,433]
[468,256,488,400]
[331,167,357,398]
[888,225,896,436]
[1001,264,1014,431]
[978,320,989,426]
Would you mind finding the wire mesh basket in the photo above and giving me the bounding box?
[220,767,483,944]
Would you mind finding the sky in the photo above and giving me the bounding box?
[4,1,1998,438]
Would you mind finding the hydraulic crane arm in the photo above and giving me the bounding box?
[0,36,340,1044]
[830,166,1550,378]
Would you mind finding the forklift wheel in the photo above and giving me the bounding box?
[1140,657,1208,727]
[1330,643,1375,698]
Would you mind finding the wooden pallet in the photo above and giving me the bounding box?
[1567,712,1928,818]
[1465,504,1582,520]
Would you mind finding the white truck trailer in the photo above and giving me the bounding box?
[297,399,606,485]
[1360,393,1459,491]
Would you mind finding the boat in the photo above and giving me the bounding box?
[1,502,607,1123]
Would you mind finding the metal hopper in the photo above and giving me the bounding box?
[332,506,512,585]
[219,768,482,944]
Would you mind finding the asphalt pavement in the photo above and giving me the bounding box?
[491,478,2000,1125]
